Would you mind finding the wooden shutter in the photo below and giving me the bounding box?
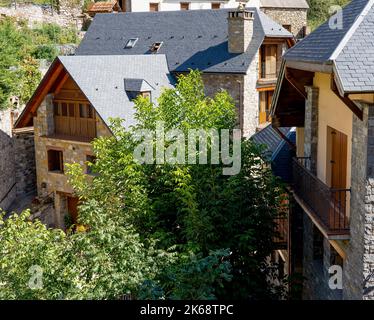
[265,45,277,78]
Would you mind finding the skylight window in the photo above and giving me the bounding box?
[125,38,138,49]
[150,42,163,53]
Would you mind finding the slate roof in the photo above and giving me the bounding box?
[76,8,293,74]
[124,78,155,92]
[252,124,295,183]
[283,0,374,93]
[335,0,374,92]
[58,55,175,128]
[251,124,291,160]
[259,0,309,9]
[87,1,117,13]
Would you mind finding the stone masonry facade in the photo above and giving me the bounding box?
[300,98,374,299]
[0,108,37,211]
[261,8,308,39]
[0,109,16,211]
[202,52,259,138]
[34,94,111,228]
[303,86,319,174]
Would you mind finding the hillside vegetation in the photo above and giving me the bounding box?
[0,17,79,109]
[308,0,350,30]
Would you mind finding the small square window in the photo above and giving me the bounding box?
[150,3,159,11]
[180,2,189,10]
[141,91,151,99]
[80,104,93,118]
[125,38,138,48]
[211,3,220,9]
[48,149,64,173]
[150,42,163,53]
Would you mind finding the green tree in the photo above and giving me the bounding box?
[67,71,287,299]
[0,17,79,109]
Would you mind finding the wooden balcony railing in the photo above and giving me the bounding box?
[292,158,350,237]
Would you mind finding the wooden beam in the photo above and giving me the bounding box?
[53,71,69,95]
[15,60,64,128]
[257,86,276,92]
[285,68,307,99]
[329,240,347,260]
[331,77,363,120]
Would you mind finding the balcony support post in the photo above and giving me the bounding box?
[304,86,319,175]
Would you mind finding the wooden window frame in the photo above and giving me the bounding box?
[180,2,190,10]
[53,100,97,140]
[149,2,159,11]
[259,44,278,79]
[47,149,64,174]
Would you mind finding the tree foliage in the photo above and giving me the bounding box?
[0,17,78,109]
[307,0,350,29]
[0,71,286,299]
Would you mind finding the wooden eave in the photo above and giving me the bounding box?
[14,58,65,129]
[271,61,314,128]
[14,58,112,136]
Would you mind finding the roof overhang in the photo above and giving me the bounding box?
[270,59,314,128]
[14,58,64,129]
[14,57,112,134]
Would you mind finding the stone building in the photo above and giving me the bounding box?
[110,0,308,38]
[76,7,295,136]
[0,108,36,212]
[271,0,374,300]
[259,0,309,39]
[14,54,174,228]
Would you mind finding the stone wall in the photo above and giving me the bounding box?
[0,109,16,211]
[261,8,308,39]
[13,128,37,197]
[0,108,36,211]
[0,2,84,29]
[303,86,319,174]
[34,94,111,227]
[202,55,259,138]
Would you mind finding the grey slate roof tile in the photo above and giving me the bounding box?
[76,8,292,74]
[284,0,374,93]
[335,1,374,92]
[58,55,175,128]
[284,0,370,63]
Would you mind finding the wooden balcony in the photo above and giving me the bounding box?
[292,158,350,240]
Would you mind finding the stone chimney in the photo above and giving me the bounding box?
[227,6,254,54]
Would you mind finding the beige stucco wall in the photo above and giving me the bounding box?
[314,72,353,189]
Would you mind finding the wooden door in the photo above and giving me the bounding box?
[67,196,79,224]
[328,127,348,229]
[329,128,347,190]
